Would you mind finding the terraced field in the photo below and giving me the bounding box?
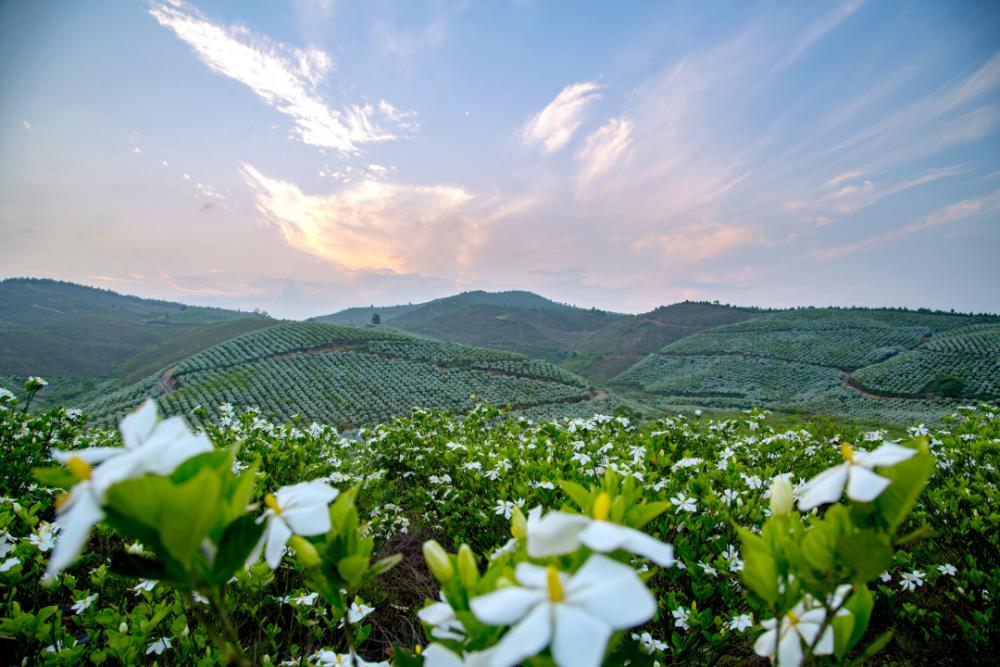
[81,322,605,428]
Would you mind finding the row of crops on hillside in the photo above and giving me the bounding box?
[366,339,523,366]
[852,349,1000,398]
[925,323,1000,354]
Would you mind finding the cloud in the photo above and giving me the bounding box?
[630,222,758,263]
[818,165,967,215]
[522,81,602,154]
[809,189,1000,259]
[149,1,414,154]
[241,164,485,274]
[576,116,633,192]
[22,120,31,132]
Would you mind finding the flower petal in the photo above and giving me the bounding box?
[264,518,293,569]
[281,506,332,536]
[620,526,674,567]
[797,464,849,510]
[753,628,778,658]
[565,555,656,629]
[551,604,612,667]
[418,601,456,625]
[44,492,103,584]
[578,521,628,552]
[119,399,158,448]
[488,602,552,667]
[777,627,803,667]
[276,480,339,509]
[813,624,836,656]
[526,509,589,558]
[855,443,917,468]
[515,562,554,589]
[471,587,546,626]
[51,447,122,465]
[846,465,891,502]
[422,644,464,667]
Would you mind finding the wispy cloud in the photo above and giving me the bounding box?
[149,1,415,154]
[576,116,633,192]
[522,81,602,154]
[809,189,1000,259]
[241,164,483,274]
[630,222,758,263]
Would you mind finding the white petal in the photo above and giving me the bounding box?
[855,443,917,468]
[565,555,656,629]
[276,480,338,509]
[281,506,331,536]
[526,509,588,558]
[119,399,158,448]
[753,628,778,657]
[619,526,674,567]
[578,521,628,552]
[777,628,803,667]
[51,447,122,465]
[488,603,552,667]
[45,492,103,584]
[813,623,836,656]
[244,532,264,568]
[140,432,213,476]
[515,562,566,590]
[418,602,456,625]
[797,464,849,510]
[551,604,612,667]
[422,644,463,667]
[794,619,821,647]
[264,518,293,569]
[846,465,891,502]
[471,587,546,626]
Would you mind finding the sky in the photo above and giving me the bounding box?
[1,0,999,319]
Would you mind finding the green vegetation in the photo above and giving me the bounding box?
[2,384,997,665]
[80,322,602,429]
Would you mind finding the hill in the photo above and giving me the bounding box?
[314,292,754,382]
[0,278,273,403]
[81,321,620,429]
[609,307,1000,423]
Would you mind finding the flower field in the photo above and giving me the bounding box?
[2,380,998,666]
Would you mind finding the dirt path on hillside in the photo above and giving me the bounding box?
[156,369,178,395]
[841,372,889,400]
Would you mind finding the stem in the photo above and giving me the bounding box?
[801,595,851,663]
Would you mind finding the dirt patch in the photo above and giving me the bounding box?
[155,369,178,395]
[591,389,608,400]
[841,371,889,400]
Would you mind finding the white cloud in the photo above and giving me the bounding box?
[522,81,602,154]
[576,116,633,192]
[22,120,31,132]
[241,164,484,274]
[630,222,757,263]
[149,1,414,154]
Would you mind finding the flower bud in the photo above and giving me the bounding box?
[288,536,322,569]
[457,544,479,589]
[422,540,453,583]
[769,477,794,516]
[510,506,527,541]
[118,622,128,634]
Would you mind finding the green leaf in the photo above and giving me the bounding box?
[32,466,78,490]
[170,449,231,484]
[337,555,368,588]
[873,445,933,532]
[559,480,592,512]
[832,610,856,659]
[632,501,671,529]
[372,554,403,576]
[857,628,895,661]
[843,585,874,655]
[210,514,264,584]
[740,533,779,605]
[836,530,892,584]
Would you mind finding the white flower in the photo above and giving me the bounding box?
[132,579,157,595]
[289,592,319,606]
[146,637,172,655]
[44,400,213,583]
[631,631,667,653]
[698,561,718,577]
[754,599,845,667]
[672,606,691,631]
[938,563,957,577]
[0,556,20,572]
[728,613,753,632]
[900,570,926,591]
[495,500,516,520]
[419,595,466,641]
[27,522,58,552]
[469,554,656,667]
[797,443,916,510]
[71,593,98,614]
[422,643,496,667]
[524,499,674,567]
[250,480,339,569]
[311,650,389,666]
[671,493,697,513]
[879,571,891,583]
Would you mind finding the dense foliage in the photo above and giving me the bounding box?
[2,380,998,665]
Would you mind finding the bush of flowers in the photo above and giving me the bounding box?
[1,379,998,665]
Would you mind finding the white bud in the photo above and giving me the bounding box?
[769,477,794,516]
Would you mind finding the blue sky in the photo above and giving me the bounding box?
[1,0,998,318]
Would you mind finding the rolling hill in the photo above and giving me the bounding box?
[80,321,620,429]
[609,307,1000,423]
[0,278,273,404]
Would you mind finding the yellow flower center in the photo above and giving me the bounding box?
[840,442,855,464]
[592,492,611,521]
[55,491,72,510]
[414,645,422,655]
[547,565,565,603]
[787,610,799,626]
[67,455,92,481]
[264,493,282,515]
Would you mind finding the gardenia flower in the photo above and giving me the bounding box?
[754,599,846,667]
[146,637,172,655]
[418,594,466,641]
[28,522,58,552]
[631,631,667,652]
[310,650,389,666]
[797,442,917,510]
[728,613,754,632]
[0,556,20,572]
[422,643,496,667]
[524,495,674,567]
[938,563,957,576]
[672,606,690,631]
[251,480,339,569]
[671,493,697,513]
[469,554,656,667]
[900,570,926,591]
[43,399,213,583]
[71,593,98,614]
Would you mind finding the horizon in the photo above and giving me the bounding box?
[2,1,999,319]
